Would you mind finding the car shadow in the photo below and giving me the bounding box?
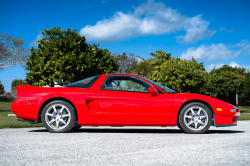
[29,128,245,134]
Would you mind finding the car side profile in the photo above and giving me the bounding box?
[11,74,240,134]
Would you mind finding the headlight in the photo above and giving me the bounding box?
[230,109,237,112]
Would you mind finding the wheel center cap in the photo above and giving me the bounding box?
[193,116,199,121]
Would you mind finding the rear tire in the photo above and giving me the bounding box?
[41,100,76,133]
[179,102,212,134]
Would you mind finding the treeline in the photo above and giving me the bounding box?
[113,51,250,105]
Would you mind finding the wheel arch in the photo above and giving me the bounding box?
[177,99,215,127]
[37,97,78,123]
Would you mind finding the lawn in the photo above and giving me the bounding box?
[0,102,250,129]
[238,106,250,113]
[0,101,43,129]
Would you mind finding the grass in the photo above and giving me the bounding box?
[0,102,250,129]
[238,106,250,113]
[0,101,43,129]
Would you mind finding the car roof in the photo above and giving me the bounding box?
[104,73,138,76]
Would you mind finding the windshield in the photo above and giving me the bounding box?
[139,76,176,93]
[64,76,100,88]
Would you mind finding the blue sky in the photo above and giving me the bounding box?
[1,0,250,92]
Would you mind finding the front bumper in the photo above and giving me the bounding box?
[215,109,240,127]
[216,124,237,127]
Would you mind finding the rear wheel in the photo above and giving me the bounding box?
[179,102,212,134]
[41,100,76,133]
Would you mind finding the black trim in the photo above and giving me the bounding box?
[65,75,101,89]
[215,124,237,127]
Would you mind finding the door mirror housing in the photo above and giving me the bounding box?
[148,87,159,96]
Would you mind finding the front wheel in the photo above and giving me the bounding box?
[41,100,76,133]
[179,102,212,134]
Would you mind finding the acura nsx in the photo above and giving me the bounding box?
[11,74,240,134]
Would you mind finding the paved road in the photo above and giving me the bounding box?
[1,121,250,166]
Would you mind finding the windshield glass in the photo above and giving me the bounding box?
[64,76,99,88]
[139,76,176,93]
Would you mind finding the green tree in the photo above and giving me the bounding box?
[201,65,245,102]
[113,52,138,73]
[0,81,4,95]
[0,33,29,71]
[242,70,250,100]
[131,56,155,77]
[11,79,27,92]
[113,52,155,77]
[26,27,118,87]
[149,51,206,93]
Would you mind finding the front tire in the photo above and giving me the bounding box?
[41,100,76,133]
[179,102,212,134]
[70,124,82,131]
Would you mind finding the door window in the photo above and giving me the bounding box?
[103,76,150,93]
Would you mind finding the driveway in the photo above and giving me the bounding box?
[0,121,249,166]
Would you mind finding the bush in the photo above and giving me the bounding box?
[11,79,27,92]
[0,81,4,95]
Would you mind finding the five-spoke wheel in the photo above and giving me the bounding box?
[42,100,76,133]
[179,102,212,134]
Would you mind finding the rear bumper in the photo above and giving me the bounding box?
[11,101,38,120]
[16,116,38,124]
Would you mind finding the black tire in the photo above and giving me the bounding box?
[179,102,212,134]
[41,100,76,133]
[177,124,184,131]
[70,124,82,131]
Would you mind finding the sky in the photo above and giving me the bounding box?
[0,0,250,92]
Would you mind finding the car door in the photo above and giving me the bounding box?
[97,75,173,122]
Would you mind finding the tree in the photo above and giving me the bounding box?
[26,27,119,87]
[201,65,245,103]
[0,81,4,95]
[0,33,29,71]
[11,79,27,92]
[149,51,206,93]
[131,56,155,77]
[242,70,250,101]
[113,52,138,73]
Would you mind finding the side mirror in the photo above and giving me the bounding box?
[148,87,159,97]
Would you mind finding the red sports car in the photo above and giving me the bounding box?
[11,74,240,134]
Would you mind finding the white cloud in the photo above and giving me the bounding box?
[176,15,216,43]
[206,63,224,72]
[180,39,250,62]
[29,33,43,48]
[229,61,239,67]
[206,62,249,72]
[219,27,234,33]
[80,0,215,43]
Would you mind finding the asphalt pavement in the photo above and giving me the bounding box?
[1,121,250,166]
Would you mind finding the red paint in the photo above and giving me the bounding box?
[11,74,240,127]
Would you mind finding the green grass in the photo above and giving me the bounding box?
[0,101,43,129]
[0,102,250,129]
[238,113,250,121]
[238,106,250,113]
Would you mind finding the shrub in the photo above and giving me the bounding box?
[0,81,4,95]
[11,79,27,92]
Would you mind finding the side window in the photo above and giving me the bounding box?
[104,76,149,93]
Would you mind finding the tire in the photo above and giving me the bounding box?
[41,100,76,133]
[177,124,184,131]
[70,124,82,132]
[179,102,212,134]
